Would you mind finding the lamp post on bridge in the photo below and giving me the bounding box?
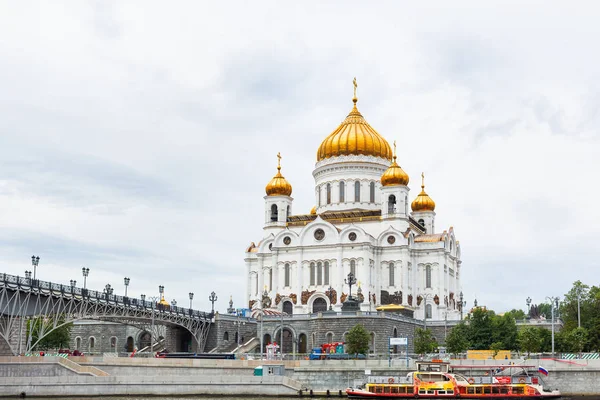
[82,267,90,289]
[208,291,218,318]
[526,297,532,318]
[546,296,560,358]
[172,299,177,307]
[147,294,159,355]
[123,277,130,297]
[31,255,40,280]
[189,292,194,309]
[70,280,76,294]
[104,284,113,300]
[25,271,31,283]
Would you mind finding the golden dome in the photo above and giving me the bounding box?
[265,152,292,196]
[411,173,436,212]
[310,206,317,215]
[159,295,170,306]
[381,141,409,187]
[317,78,392,162]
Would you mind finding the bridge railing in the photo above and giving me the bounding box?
[1,272,212,319]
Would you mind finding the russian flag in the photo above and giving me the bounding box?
[538,366,549,376]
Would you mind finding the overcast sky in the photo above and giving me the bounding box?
[1,1,599,315]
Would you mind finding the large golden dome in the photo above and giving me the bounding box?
[317,79,392,162]
[265,153,293,196]
[411,173,436,212]
[381,141,409,187]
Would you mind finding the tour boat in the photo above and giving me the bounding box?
[346,360,561,399]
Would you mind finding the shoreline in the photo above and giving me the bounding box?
[1,356,599,398]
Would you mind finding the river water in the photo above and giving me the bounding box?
[23,397,600,400]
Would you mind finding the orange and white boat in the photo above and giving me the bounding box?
[346,360,561,399]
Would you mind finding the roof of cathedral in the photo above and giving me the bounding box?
[411,173,436,212]
[265,153,292,196]
[381,141,410,187]
[414,233,445,242]
[316,79,393,162]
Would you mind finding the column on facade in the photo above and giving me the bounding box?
[295,249,303,309]
[401,258,408,306]
[257,255,265,298]
[336,247,343,309]
[271,250,278,294]
[245,259,252,304]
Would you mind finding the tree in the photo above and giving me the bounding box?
[567,327,588,354]
[445,323,470,356]
[492,313,518,350]
[28,318,73,351]
[414,328,438,355]
[518,327,542,357]
[345,324,370,355]
[505,309,526,321]
[468,308,495,349]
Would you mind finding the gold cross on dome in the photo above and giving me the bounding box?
[277,152,281,169]
[353,77,358,99]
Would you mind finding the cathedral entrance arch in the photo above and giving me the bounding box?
[282,301,293,315]
[312,298,327,313]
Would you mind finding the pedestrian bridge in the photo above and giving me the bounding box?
[0,273,213,355]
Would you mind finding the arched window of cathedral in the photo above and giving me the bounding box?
[224,332,229,341]
[339,181,345,202]
[350,260,356,276]
[450,241,453,252]
[286,205,290,220]
[426,303,432,319]
[425,265,432,288]
[310,262,315,286]
[388,194,396,214]
[370,181,375,203]
[110,336,117,349]
[283,301,293,315]
[312,332,317,348]
[317,262,323,285]
[324,261,330,285]
[89,337,95,351]
[326,332,334,344]
[317,186,321,207]
[312,297,327,313]
[326,183,331,204]
[75,337,81,350]
[271,204,278,222]
[369,332,376,353]
[389,262,395,286]
[285,263,291,287]
[354,181,360,202]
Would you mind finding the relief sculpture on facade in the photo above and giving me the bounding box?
[434,294,439,305]
[301,290,315,305]
[325,288,337,304]
[275,293,281,306]
[290,293,297,305]
[408,294,413,306]
[340,292,347,303]
[249,299,256,309]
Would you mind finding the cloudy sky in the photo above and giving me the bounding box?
[1,1,598,314]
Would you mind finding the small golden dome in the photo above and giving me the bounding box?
[265,152,292,196]
[411,173,435,212]
[310,206,317,215]
[381,141,409,187]
[317,78,392,162]
[159,295,170,306]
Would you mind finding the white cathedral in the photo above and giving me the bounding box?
[245,83,463,321]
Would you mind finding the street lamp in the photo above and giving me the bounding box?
[172,299,177,307]
[208,291,218,317]
[189,292,194,309]
[124,277,130,297]
[345,272,357,299]
[148,295,159,354]
[526,297,532,317]
[31,255,40,280]
[82,267,90,289]
[104,284,113,299]
[575,288,582,328]
[234,311,246,347]
[546,296,560,357]
[260,287,268,359]
[70,280,76,287]
[459,291,467,320]
[159,285,164,296]
[25,270,32,281]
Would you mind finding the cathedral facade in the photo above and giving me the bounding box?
[245,84,463,322]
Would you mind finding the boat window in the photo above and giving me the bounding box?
[484,386,491,394]
[467,387,475,394]
[447,390,454,394]
[476,387,483,394]
[439,391,446,395]
[407,387,413,394]
[500,387,510,394]
[368,386,375,393]
[513,387,524,395]
[375,386,383,394]
[492,387,500,394]
[384,387,390,394]
[391,387,399,394]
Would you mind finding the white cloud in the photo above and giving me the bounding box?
[1,1,599,313]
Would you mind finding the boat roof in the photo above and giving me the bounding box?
[450,365,537,369]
